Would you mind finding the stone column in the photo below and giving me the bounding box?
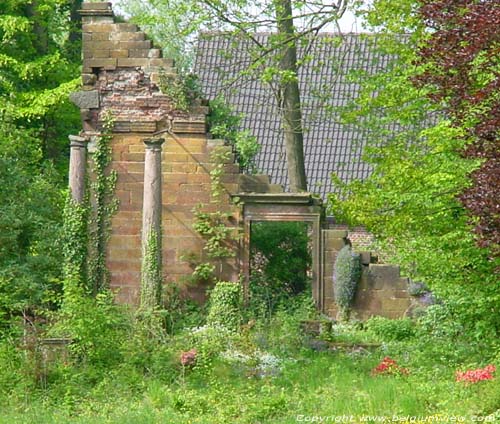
[68,135,88,203]
[140,137,164,308]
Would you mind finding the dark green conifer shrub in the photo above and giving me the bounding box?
[333,245,361,320]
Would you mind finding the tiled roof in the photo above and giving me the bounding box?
[194,33,398,199]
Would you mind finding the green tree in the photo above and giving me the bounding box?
[118,0,349,192]
[0,0,81,329]
[330,0,499,338]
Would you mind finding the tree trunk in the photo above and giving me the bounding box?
[274,0,308,192]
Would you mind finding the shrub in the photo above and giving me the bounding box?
[366,316,416,342]
[206,281,243,332]
[333,245,361,319]
[249,221,311,318]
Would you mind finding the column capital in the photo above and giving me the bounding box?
[69,134,90,148]
[143,137,165,150]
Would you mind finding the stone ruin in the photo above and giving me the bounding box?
[69,2,419,320]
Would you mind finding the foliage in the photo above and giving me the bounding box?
[53,290,131,367]
[333,245,361,318]
[413,0,500,253]
[191,146,238,283]
[0,0,80,172]
[206,281,243,332]
[159,72,201,112]
[87,113,118,295]
[330,0,500,339]
[140,230,163,310]
[365,316,416,342]
[208,96,260,170]
[0,122,64,331]
[61,196,88,297]
[249,221,311,317]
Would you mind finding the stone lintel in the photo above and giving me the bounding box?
[234,192,322,206]
[79,2,113,16]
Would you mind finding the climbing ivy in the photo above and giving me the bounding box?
[140,229,163,310]
[87,112,118,296]
[61,196,89,298]
[191,146,238,283]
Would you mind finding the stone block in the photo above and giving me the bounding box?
[117,58,150,68]
[148,49,162,58]
[364,264,399,290]
[86,40,118,50]
[92,49,111,58]
[82,23,115,33]
[118,41,152,50]
[110,31,145,41]
[128,49,150,58]
[116,23,139,32]
[86,58,117,70]
[129,121,157,132]
[90,32,110,41]
[81,73,96,86]
[69,90,99,109]
[81,2,112,11]
[110,49,129,58]
[323,229,348,240]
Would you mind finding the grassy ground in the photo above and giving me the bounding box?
[0,303,498,423]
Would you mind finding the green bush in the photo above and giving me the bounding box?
[208,96,260,169]
[249,221,311,318]
[206,281,243,332]
[333,245,361,318]
[365,316,416,341]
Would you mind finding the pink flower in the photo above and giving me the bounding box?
[371,357,409,376]
[180,349,197,367]
[456,365,496,384]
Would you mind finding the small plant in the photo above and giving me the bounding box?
[456,365,496,384]
[208,96,260,169]
[206,281,243,332]
[159,72,201,112]
[333,245,361,321]
[371,356,409,376]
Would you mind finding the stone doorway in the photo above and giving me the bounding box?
[236,193,325,310]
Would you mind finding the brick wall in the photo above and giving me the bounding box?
[73,3,245,304]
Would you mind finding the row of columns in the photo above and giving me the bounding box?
[68,135,165,304]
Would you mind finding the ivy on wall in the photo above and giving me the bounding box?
[191,146,238,284]
[87,112,118,296]
[140,229,162,310]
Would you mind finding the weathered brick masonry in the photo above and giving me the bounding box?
[70,1,415,318]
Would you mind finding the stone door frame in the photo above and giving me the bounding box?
[235,193,325,311]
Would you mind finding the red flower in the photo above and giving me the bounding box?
[456,365,496,384]
[371,356,409,376]
[180,349,197,367]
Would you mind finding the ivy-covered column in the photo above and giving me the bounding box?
[140,137,164,309]
[68,135,88,203]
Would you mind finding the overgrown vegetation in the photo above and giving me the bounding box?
[249,221,312,317]
[208,96,260,170]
